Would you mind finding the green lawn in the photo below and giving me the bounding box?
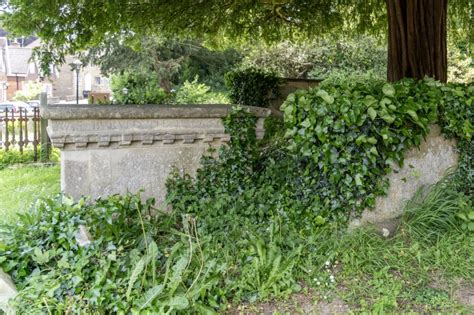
[0,165,60,223]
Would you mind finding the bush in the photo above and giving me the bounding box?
[225,68,282,107]
[0,148,60,170]
[173,77,230,104]
[111,72,169,104]
[240,37,387,80]
[12,81,42,101]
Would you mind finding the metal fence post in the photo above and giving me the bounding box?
[40,93,51,161]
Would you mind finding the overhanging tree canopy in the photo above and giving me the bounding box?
[1,0,472,82]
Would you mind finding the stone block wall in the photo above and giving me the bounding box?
[43,104,271,205]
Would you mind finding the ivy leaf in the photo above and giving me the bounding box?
[316,89,334,104]
[364,95,378,107]
[33,247,50,264]
[355,174,363,186]
[356,135,366,145]
[382,83,395,97]
[301,118,311,128]
[367,107,377,120]
[381,114,395,124]
[406,110,419,121]
[367,137,377,144]
[369,147,379,156]
[380,97,392,106]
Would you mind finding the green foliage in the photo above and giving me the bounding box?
[12,81,42,101]
[3,146,473,313]
[225,68,282,107]
[281,77,473,218]
[110,71,169,105]
[168,77,472,231]
[2,78,473,313]
[4,0,472,74]
[437,83,474,199]
[456,203,474,232]
[448,42,473,84]
[0,148,59,170]
[173,77,230,104]
[402,182,471,240]
[0,150,35,169]
[240,37,387,80]
[0,194,226,313]
[85,36,241,91]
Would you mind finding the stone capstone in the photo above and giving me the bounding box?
[350,125,458,233]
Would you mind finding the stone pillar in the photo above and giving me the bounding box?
[42,104,271,205]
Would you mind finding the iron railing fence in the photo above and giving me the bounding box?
[0,107,43,161]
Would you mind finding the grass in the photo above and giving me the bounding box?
[239,182,474,314]
[0,164,60,223]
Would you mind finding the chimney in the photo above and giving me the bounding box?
[10,39,20,48]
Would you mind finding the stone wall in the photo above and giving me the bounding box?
[43,104,271,205]
[270,78,321,110]
[350,125,458,234]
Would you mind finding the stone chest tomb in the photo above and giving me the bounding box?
[42,103,271,205]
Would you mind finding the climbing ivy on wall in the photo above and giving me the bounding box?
[167,78,473,231]
[225,68,283,107]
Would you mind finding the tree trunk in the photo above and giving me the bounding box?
[386,0,447,82]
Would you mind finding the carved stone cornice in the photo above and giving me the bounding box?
[43,104,269,150]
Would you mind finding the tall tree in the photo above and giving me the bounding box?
[1,0,471,82]
[386,0,448,82]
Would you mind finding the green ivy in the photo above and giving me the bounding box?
[225,68,283,107]
[168,78,473,230]
[282,78,472,218]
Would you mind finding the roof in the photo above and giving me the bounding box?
[7,47,33,75]
[0,29,38,47]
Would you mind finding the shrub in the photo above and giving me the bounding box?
[0,148,60,170]
[111,72,169,104]
[239,37,387,80]
[173,77,230,104]
[12,81,42,101]
[225,68,282,107]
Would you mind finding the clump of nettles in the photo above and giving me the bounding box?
[167,78,473,231]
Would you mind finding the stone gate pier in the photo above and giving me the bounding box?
[42,103,271,205]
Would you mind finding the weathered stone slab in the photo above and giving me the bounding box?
[43,104,272,206]
[0,268,17,314]
[75,225,93,247]
[350,125,458,233]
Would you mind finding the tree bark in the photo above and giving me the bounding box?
[386,0,447,82]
